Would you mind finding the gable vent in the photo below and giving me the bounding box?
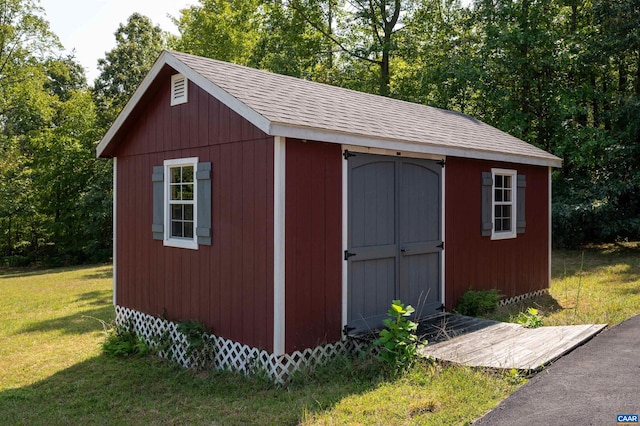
[171,74,188,106]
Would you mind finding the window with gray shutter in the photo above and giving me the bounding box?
[152,158,212,249]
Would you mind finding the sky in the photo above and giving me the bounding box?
[39,0,194,83]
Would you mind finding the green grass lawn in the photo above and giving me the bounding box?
[1,245,639,425]
[487,242,640,327]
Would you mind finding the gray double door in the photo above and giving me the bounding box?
[347,153,443,332]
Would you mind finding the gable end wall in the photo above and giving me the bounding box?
[114,71,274,351]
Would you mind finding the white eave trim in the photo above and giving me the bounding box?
[268,123,563,168]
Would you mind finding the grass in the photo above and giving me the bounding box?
[486,242,640,327]
[1,245,639,425]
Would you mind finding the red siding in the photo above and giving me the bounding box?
[285,139,342,352]
[114,68,274,351]
[445,157,549,309]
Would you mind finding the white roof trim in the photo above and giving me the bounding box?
[268,123,563,168]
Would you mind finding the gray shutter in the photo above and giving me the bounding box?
[481,172,493,236]
[152,166,164,240]
[517,174,526,234]
[196,162,212,245]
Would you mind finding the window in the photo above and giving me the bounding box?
[492,169,516,240]
[152,158,212,249]
[481,168,525,239]
[171,74,188,106]
[164,158,198,249]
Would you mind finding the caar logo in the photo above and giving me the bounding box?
[617,414,639,424]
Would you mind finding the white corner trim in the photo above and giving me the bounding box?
[341,146,349,336]
[273,136,286,355]
[112,158,117,306]
[440,160,446,309]
[548,166,552,287]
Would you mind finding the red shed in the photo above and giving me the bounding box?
[97,51,562,380]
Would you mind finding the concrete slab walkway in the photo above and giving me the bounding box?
[417,313,606,371]
[474,314,640,425]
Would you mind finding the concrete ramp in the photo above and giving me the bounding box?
[417,314,606,371]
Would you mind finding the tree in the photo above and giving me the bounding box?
[172,0,262,65]
[288,0,423,96]
[92,13,166,130]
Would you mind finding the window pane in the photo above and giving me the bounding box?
[171,221,183,238]
[504,188,511,202]
[502,218,511,231]
[171,205,183,220]
[495,175,503,188]
[184,204,193,221]
[171,167,181,183]
[171,184,181,200]
[182,166,194,183]
[182,184,194,200]
[503,175,511,188]
[184,222,194,238]
[495,188,503,202]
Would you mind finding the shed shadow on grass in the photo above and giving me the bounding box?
[15,290,114,336]
[0,353,386,425]
[0,264,112,279]
[16,305,115,336]
[15,306,115,334]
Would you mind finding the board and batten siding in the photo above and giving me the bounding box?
[113,69,275,351]
[444,157,549,309]
[285,139,342,352]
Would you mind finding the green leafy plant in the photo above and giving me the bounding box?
[177,319,215,370]
[454,288,503,316]
[373,300,426,372]
[514,307,544,328]
[504,368,527,385]
[102,322,150,357]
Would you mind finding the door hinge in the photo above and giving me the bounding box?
[437,241,444,249]
[343,150,356,160]
[344,250,356,260]
[436,160,446,167]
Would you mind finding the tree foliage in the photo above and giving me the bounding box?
[2,0,640,266]
[93,13,166,130]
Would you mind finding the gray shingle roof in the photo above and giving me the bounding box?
[98,50,562,167]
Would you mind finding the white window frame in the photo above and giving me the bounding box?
[491,168,517,240]
[164,157,198,250]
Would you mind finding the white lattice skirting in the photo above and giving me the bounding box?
[115,306,364,383]
[499,288,549,306]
